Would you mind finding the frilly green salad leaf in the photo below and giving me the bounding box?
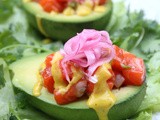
[147,51,160,73]
[1,0,160,119]
[0,58,16,119]
[134,111,152,120]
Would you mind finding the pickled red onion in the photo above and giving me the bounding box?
[60,29,115,83]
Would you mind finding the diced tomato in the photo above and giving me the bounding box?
[107,69,115,90]
[42,53,71,93]
[41,53,54,93]
[45,53,54,67]
[112,45,136,71]
[107,80,114,90]
[57,0,68,3]
[54,79,87,105]
[41,67,54,93]
[122,57,145,86]
[39,0,54,12]
[112,45,145,86]
[86,81,94,95]
[86,79,115,96]
[98,0,107,5]
[53,90,69,104]
[42,53,76,94]
[86,69,115,95]
[111,46,124,71]
[39,0,67,13]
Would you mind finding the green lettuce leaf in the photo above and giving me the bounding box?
[138,74,160,112]
[0,59,16,119]
[147,51,160,73]
[133,111,152,120]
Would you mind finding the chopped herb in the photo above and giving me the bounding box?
[121,64,131,69]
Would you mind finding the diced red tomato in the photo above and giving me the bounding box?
[111,46,124,71]
[42,53,68,92]
[53,90,67,104]
[45,53,54,67]
[112,45,145,86]
[41,67,54,93]
[122,57,145,86]
[86,69,115,95]
[41,53,54,93]
[39,0,67,12]
[112,45,136,71]
[107,69,115,90]
[41,53,74,93]
[86,81,94,96]
[57,0,68,3]
[98,0,107,5]
[54,79,87,105]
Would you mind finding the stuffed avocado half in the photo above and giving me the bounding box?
[10,29,146,120]
[22,0,113,41]
[10,53,146,120]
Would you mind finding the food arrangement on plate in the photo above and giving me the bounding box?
[22,0,112,40]
[1,0,160,120]
[10,29,146,120]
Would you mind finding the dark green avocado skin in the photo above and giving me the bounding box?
[26,83,146,120]
[23,1,113,41]
[41,13,112,41]
[28,95,99,120]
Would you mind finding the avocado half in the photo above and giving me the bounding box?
[22,0,113,41]
[10,53,146,120]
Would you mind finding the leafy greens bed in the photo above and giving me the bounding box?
[0,0,160,119]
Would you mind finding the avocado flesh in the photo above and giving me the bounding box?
[22,0,113,41]
[10,53,146,120]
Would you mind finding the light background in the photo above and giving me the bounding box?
[113,0,160,23]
